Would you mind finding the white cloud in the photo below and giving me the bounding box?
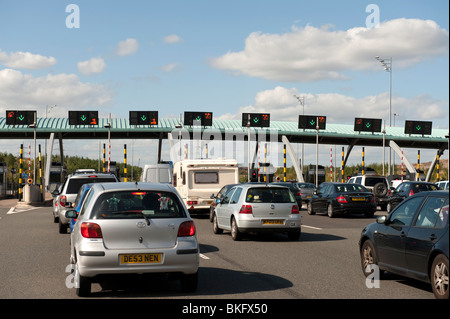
[210,18,449,82]
[216,86,448,128]
[77,57,106,76]
[161,63,178,72]
[116,38,139,56]
[0,68,112,117]
[163,34,182,44]
[0,49,57,70]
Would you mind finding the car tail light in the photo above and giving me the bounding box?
[80,222,103,238]
[59,195,67,206]
[336,195,348,203]
[187,201,198,205]
[177,221,196,237]
[239,205,253,214]
[370,196,376,203]
[296,190,301,196]
[291,205,300,214]
[409,190,414,196]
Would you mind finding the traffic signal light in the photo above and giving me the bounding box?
[184,111,213,126]
[250,169,258,182]
[354,118,382,133]
[242,113,270,128]
[129,111,158,125]
[5,110,36,125]
[68,111,98,125]
[404,120,432,135]
[298,115,326,130]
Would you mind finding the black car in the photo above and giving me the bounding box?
[307,182,376,218]
[387,181,438,212]
[360,191,449,299]
[269,182,302,207]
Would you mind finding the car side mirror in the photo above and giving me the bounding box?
[210,194,216,199]
[215,198,221,204]
[51,189,60,196]
[65,210,78,219]
[376,216,387,224]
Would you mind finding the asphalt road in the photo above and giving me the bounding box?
[0,203,436,300]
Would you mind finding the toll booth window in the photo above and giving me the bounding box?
[194,172,218,184]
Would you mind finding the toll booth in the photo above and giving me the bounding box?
[305,164,325,185]
[47,162,67,193]
[0,162,7,197]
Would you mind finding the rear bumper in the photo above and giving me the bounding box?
[237,216,301,233]
[76,238,199,278]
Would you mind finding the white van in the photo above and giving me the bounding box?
[173,159,239,211]
[141,163,173,184]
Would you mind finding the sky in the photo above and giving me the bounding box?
[0,0,449,171]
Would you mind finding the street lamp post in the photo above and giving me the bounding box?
[294,95,305,172]
[375,56,392,176]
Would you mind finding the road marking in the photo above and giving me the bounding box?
[199,253,210,260]
[302,225,323,230]
[7,206,39,214]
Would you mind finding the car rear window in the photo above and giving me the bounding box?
[66,178,116,193]
[335,184,369,193]
[364,177,387,187]
[91,191,186,219]
[245,187,295,203]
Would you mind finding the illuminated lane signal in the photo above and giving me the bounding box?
[404,120,432,135]
[354,118,382,133]
[68,111,99,125]
[129,111,158,125]
[5,110,36,125]
[184,111,213,126]
[298,115,326,130]
[241,113,270,128]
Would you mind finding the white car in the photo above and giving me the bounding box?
[212,184,301,241]
[66,182,199,296]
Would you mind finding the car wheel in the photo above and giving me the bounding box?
[307,202,315,215]
[361,240,381,277]
[181,271,198,293]
[209,207,214,222]
[212,213,223,234]
[74,261,91,297]
[231,217,242,241]
[59,221,67,234]
[327,204,335,218]
[431,254,449,299]
[373,182,388,197]
[288,229,301,241]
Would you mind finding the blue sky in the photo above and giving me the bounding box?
[0,0,448,168]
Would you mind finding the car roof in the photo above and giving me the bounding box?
[91,182,175,192]
[68,172,117,178]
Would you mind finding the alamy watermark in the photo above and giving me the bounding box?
[66,4,80,29]
[365,4,380,29]
[365,264,381,289]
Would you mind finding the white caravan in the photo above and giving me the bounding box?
[173,159,239,211]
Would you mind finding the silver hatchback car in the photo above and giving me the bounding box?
[212,184,301,241]
[66,182,199,296]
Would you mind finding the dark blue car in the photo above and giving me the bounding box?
[360,191,449,299]
[69,183,94,232]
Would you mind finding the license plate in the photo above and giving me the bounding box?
[120,253,162,264]
[352,197,366,202]
[262,220,284,225]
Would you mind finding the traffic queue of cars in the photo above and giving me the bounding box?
[54,168,447,299]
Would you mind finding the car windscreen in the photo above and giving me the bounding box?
[335,184,370,193]
[245,187,295,203]
[91,191,186,219]
[66,178,116,194]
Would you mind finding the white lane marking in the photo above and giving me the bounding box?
[199,253,210,260]
[7,206,39,214]
[302,225,323,230]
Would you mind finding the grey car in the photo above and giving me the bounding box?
[66,182,199,296]
[296,182,316,204]
[52,171,118,233]
[212,184,301,241]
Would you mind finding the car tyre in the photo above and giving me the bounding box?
[361,240,383,278]
[373,182,388,197]
[288,229,301,241]
[231,217,242,241]
[74,262,91,297]
[181,271,198,293]
[327,204,335,218]
[307,202,315,215]
[212,213,223,234]
[431,254,449,299]
[59,221,67,234]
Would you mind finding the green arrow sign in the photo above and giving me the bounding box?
[309,119,315,126]
[253,117,259,123]
[141,115,147,121]
[365,122,371,128]
[416,125,422,131]
[18,115,25,121]
[80,115,87,121]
